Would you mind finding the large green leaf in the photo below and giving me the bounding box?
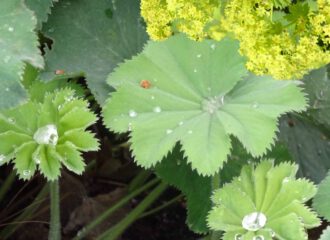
[303,65,330,128]
[41,0,148,105]
[25,0,57,30]
[155,145,212,233]
[313,171,330,221]
[0,0,44,109]
[103,35,307,176]
[279,115,330,183]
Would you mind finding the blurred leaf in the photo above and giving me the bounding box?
[319,226,330,240]
[0,0,44,109]
[279,115,330,183]
[41,0,148,105]
[303,66,330,128]
[25,0,58,30]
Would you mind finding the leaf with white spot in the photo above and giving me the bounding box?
[103,35,307,175]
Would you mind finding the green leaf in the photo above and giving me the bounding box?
[319,226,330,240]
[0,0,44,109]
[15,141,38,180]
[155,145,212,233]
[207,160,320,240]
[41,0,148,105]
[38,145,62,180]
[303,65,330,128]
[25,0,58,30]
[59,130,99,151]
[279,115,330,183]
[313,171,330,221]
[57,142,85,174]
[103,35,307,175]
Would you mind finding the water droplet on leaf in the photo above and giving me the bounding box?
[193,69,198,73]
[129,110,137,117]
[210,44,216,50]
[8,26,14,32]
[33,124,59,146]
[252,102,259,108]
[282,177,290,183]
[178,121,184,126]
[253,236,264,240]
[197,54,202,58]
[166,129,173,134]
[153,106,161,113]
[48,28,54,33]
[151,95,155,100]
[242,212,267,231]
[234,234,243,240]
[23,170,31,176]
[188,130,193,134]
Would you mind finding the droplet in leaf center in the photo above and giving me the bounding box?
[33,124,59,146]
[242,212,267,231]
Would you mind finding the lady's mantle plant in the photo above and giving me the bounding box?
[0,88,99,180]
[103,34,307,176]
[207,160,320,240]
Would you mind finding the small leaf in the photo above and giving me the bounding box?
[60,107,97,131]
[14,141,38,180]
[57,142,85,174]
[60,130,99,151]
[38,145,62,180]
[103,35,307,175]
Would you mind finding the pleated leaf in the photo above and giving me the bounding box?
[103,35,307,176]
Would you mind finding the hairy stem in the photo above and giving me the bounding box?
[211,173,220,240]
[49,180,61,240]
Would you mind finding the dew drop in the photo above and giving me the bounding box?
[252,102,259,108]
[242,212,267,231]
[8,26,14,32]
[178,121,184,126]
[0,155,5,162]
[129,110,138,117]
[34,156,41,164]
[8,118,15,124]
[176,159,181,165]
[23,170,31,176]
[197,54,202,58]
[57,104,63,110]
[48,28,54,33]
[153,106,162,113]
[270,230,276,237]
[253,236,264,240]
[65,95,74,102]
[151,95,155,100]
[128,122,132,131]
[234,234,243,240]
[210,44,216,50]
[5,87,9,92]
[193,69,198,73]
[33,124,59,146]
[282,177,290,183]
[188,130,193,134]
[166,129,173,134]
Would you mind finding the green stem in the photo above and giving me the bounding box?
[74,178,160,240]
[128,169,152,192]
[0,184,49,239]
[139,194,183,219]
[211,173,220,240]
[49,180,61,240]
[0,171,16,204]
[97,182,168,240]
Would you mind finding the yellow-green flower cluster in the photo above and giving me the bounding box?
[141,0,220,40]
[141,0,330,79]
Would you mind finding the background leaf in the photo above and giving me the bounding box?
[41,0,148,105]
[279,115,330,183]
[155,145,212,233]
[319,226,330,240]
[313,171,330,221]
[0,0,44,109]
[25,0,58,30]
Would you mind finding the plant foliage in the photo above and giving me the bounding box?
[207,160,320,240]
[103,34,307,176]
[0,89,99,180]
[0,0,44,109]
